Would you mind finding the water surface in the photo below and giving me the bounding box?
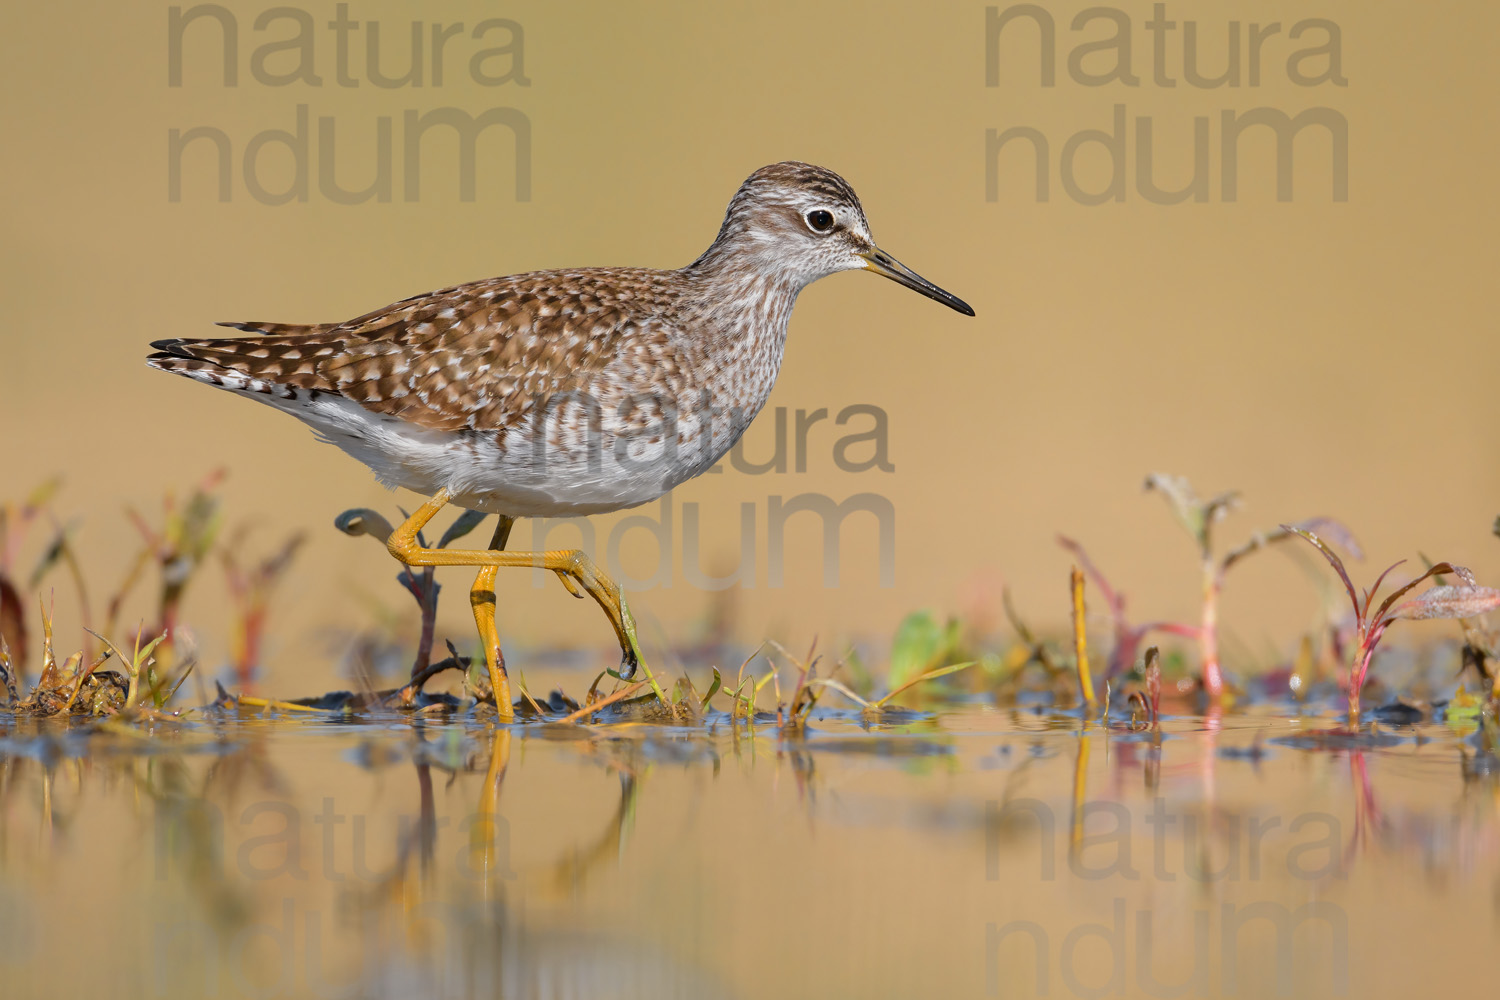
[1,706,1494,998]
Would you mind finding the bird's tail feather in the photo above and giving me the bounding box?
[147,335,341,392]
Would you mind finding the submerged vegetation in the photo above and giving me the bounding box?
[1,472,1498,734]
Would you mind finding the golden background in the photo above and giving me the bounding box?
[2,0,1495,691]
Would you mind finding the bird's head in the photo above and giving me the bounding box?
[700,160,974,316]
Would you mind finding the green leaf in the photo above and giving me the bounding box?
[85,627,167,710]
[888,610,958,689]
[1446,686,1483,727]
[178,490,223,561]
[156,658,196,709]
[701,667,722,708]
[872,661,978,710]
[805,677,869,707]
[24,477,63,513]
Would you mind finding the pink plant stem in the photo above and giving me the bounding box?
[1348,636,1376,722]
[159,598,180,670]
[239,604,265,689]
[1200,571,1225,702]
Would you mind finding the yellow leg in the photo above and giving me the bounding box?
[470,516,515,717]
[391,489,647,691]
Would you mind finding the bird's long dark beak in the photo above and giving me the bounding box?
[858,248,975,316]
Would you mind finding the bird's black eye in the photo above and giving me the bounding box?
[806,209,835,233]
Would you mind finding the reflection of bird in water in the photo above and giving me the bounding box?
[351,731,736,998]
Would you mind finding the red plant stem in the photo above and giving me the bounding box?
[238,604,266,688]
[1199,569,1225,702]
[1348,624,1382,721]
[158,595,180,670]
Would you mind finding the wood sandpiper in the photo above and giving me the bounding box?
[148,161,975,717]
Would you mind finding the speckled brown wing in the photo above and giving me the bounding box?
[216,321,345,337]
[149,268,672,434]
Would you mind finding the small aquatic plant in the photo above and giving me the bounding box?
[698,631,975,726]
[810,658,976,717]
[1145,474,1359,704]
[712,646,776,723]
[1124,646,1163,727]
[0,593,200,720]
[1284,524,1500,721]
[1070,567,1095,710]
[770,638,825,731]
[1452,524,1500,706]
[336,505,486,680]
[221,526,304,689]
[0,479,63,671]
[87,625,177,713]
[1057,536,1200,683]
[116,469,226,674]
[0,475,311,717]
[30,512,96,664]
[887,610,962,692]
[1144,646,1162,722]
[998,588,1069,690]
